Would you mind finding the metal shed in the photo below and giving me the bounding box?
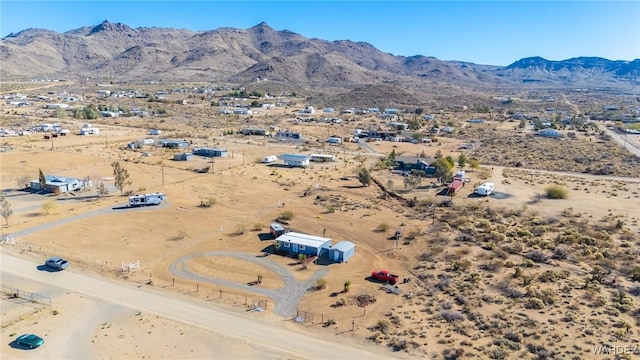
[173,153,193,161]
[329,241,356,263]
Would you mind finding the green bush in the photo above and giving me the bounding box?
[278,210,294,221]
[376,222,390,232]
[545,185,568,199]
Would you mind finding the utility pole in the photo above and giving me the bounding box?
[161,165,165,186]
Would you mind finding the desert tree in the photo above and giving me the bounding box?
[38,168,46,191]
[433,157,454,182]
[42,199,57,215]
[457,153,467,168]
[96,182,109,196]
[403,174,421,190]
[357,167,372,187]
[111,161,133,196]
[0,192,13,226]
[468,159,480,172]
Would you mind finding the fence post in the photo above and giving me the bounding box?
[245,295,247,305]
[321,313,324,324]
[172,278,175,286]
[196,283,199,292]
[219,289,222,299]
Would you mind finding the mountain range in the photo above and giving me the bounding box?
[2,20,639,89]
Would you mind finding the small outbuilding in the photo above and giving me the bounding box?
[270,223,287,238]
[328,241,356,263]
[173,153,193,161]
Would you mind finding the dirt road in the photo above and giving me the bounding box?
[1,252,399,360]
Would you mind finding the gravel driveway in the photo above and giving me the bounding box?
[169,251,329,317]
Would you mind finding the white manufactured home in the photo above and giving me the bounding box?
[310,154,336,162]
[278,154,310,167]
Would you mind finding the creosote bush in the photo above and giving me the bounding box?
[545,185,568,199]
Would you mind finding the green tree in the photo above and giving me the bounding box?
[468,159,480,172]
[357,167,372,187]
[53,108,66,118]
[415,107,424,115]
[42,199,57,215]
[38,168,46,191]
[83,104,100,119]
[457,153,467,168]
[433,157,454,182]
[111,161,133,196]
[434,149,443,158]
[403,175,422,190]
[519,119,526,129]
[388,149,398,163]
[445,156,455,168]
[0,192,13,226]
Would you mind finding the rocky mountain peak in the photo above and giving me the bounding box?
[89,20,134,35]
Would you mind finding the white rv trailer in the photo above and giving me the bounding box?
[474,183,495,196]
[128,192,167,207]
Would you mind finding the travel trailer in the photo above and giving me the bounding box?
[128,192,167,207]
[474,183,495,196]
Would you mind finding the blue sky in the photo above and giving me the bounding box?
[1,1,638,66]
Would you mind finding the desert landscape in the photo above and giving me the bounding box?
[0,75,639,360]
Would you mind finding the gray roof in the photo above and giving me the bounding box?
[331,241,355,252]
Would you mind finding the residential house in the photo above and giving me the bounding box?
[536,129,561,138]
[159,139,189,149]
[274,232,332,258]
[30,175,87,193]
[278,154,310,167]
[275,130,303,141]
[394,156,437,175]
[241,128,266,136]
[193,148,228,157]
[310,154,336,162]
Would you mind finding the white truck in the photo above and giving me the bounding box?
[128,192,167,207]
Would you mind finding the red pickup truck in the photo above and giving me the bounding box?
[371,270,399,285]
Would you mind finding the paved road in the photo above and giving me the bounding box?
[1,252,396,360]
[169,251,329,317]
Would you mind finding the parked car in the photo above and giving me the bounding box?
[45,256,69,270]
[15,334,44,349]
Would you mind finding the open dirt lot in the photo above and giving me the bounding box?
[1,93,640,359]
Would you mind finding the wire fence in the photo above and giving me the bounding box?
[152,276,269,311]
[1,285,52,306]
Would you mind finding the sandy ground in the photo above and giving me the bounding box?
[1,97,639,358]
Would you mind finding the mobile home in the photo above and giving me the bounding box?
[310,154,336,162]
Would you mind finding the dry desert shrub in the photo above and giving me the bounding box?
[545,185,569,199]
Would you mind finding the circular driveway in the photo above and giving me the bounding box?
[169,251,328,317]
